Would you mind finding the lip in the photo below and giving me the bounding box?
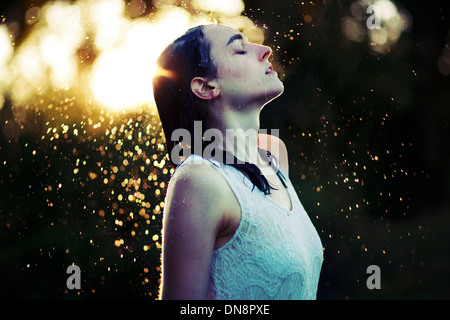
[265,64,274,75]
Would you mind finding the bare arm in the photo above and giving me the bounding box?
[159,162,225,300]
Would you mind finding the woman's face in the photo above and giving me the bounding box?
[202,24,284,108]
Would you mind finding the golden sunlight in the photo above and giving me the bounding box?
[1,0,261,112]
[89,7,195,111]
[0,25,13,104]
[192,0,245,17]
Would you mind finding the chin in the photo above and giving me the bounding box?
[264,81,284,104]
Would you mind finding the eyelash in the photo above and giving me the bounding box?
[236,51,247,55]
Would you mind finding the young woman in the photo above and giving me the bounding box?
[153,24,323,300]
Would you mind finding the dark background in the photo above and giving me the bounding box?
[1,0,449,299]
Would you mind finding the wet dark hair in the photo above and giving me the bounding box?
[152,25,286,195]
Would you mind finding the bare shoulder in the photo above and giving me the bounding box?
[165,158,229,225]
[169,158,222,190]
[169,158,229,193]
[160,159,229,299]
[258,133,289,177]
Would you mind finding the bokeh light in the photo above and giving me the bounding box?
[1,0,449,300]
[0,0,267,299]
[0,0,262,112]
[341,0,411,54]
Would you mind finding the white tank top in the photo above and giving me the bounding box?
[173,153,323,300]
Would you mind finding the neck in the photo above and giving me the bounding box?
[206,103,268,167]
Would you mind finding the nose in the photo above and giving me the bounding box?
[259,45,272,61]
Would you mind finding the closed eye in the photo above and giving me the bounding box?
[236,51,247,55]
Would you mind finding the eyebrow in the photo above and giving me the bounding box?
[226,33,244,47]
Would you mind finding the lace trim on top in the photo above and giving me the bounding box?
[173,153,323,300]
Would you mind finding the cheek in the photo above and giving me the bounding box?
[217,58,246,79]
[220,74,263,94]
[218,62,263,90]
[215,57,275,97]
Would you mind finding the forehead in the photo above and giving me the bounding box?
[202,24,244,54]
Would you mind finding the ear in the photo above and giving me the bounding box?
[190,77,220,100]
